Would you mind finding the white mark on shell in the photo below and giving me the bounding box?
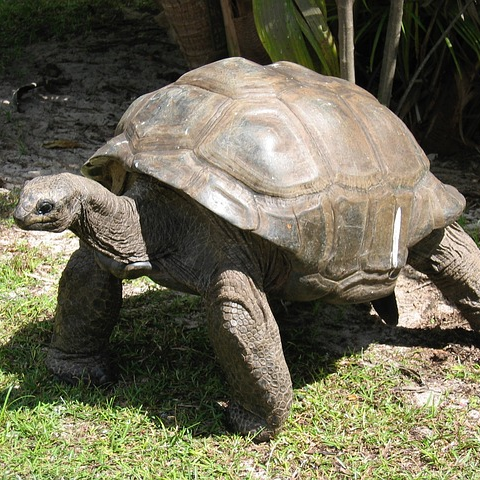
[391,206,402,268]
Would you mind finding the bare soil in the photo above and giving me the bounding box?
[1,6,480,425]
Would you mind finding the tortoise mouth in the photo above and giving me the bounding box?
[13,205,34,229]
[13,206,66,233]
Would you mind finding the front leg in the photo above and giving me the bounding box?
[207,269,292,441]
[46,242,123,385]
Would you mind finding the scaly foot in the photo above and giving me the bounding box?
[46,348,117,386]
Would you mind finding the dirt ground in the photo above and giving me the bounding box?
[1,6,480,418]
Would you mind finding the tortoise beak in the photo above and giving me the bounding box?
[13,203,30,229]
[13,200,57,231]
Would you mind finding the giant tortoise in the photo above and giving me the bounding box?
[14,57,480,441]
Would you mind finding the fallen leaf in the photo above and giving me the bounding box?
[42,139,83,149]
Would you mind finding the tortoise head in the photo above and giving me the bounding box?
[14,173,83,233]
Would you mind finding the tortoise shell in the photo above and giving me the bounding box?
[82,57,464,285]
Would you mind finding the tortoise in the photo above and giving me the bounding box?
[13,57,480,441]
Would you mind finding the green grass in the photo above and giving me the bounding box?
[1,208,480,478]
[1,2,480,476]
[0,188,17,223]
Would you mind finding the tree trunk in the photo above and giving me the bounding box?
[378,0,404,106]
[157,0,228,69]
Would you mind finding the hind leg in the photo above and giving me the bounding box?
[46,242,122,385]
[408,222,480,329]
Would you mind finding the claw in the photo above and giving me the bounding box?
[45,348,117,386]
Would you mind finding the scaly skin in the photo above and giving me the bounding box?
[408,222,480,330]
[13,173,480,441]
[207,268,293,441]
[14,173,294,439]
[46,244,122,385]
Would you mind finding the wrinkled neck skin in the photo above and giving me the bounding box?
[71,175,151,263]
[73,174,291,297]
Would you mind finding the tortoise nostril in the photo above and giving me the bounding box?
[37,201,54,215]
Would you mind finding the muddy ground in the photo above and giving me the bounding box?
[1,6,480,423]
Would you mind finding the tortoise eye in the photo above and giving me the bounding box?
[37,201,54,215]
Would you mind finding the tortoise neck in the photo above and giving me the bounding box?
[70,177,149,263]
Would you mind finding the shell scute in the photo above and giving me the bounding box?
[85,57,465,279]
[122,85,229,153]
[196,98,328,197]
[176,56,290,99]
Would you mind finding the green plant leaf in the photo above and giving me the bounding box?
[252,0,339,74]
[253,0,316,69]
[293,0,340,75]
[445,35,462,75]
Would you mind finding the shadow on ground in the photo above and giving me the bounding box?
[1,286,479,437]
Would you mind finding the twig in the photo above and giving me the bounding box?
[336,0,356,82]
